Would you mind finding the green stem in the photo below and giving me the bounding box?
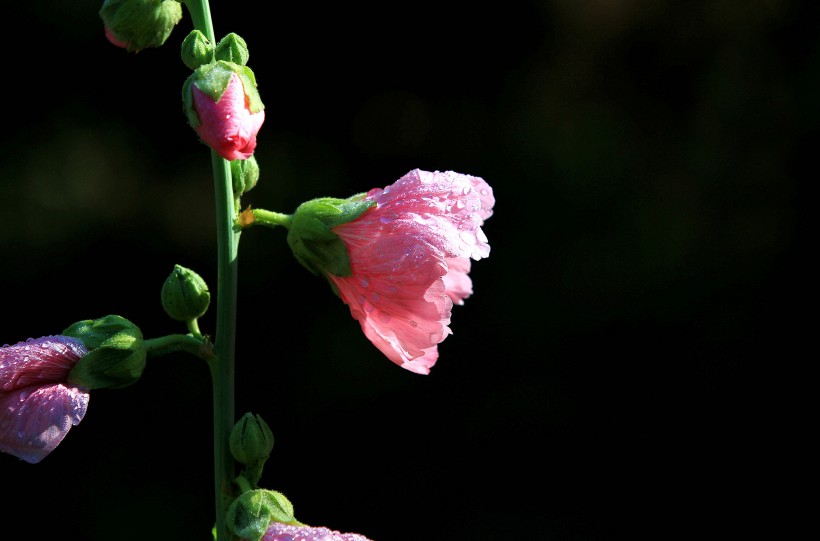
[184,2,237,540]
[243,208,293,230]
[144,333,213,360]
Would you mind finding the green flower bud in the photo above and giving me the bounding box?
[181,29,214,70]
[227,489,295,541]
[230,412,274,466]
[231,155,260,195]
[215,32,250,66]
[63,315,146,389]
[99,0,183,53]
[161,264,211,321]
[287,194,376,277]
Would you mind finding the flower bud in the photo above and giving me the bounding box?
[99,0,183,53]
[181,29,214,70]
[182,61,265,161]
[230,412,274,466]
[161,264,211,321]
[231,155,260,195]
[215,33,250,66]
[227,489,295,541]
[62,315,146,389]
[286,195,376,277]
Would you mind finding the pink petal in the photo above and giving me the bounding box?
[260,522,373,541]
[328,170,494,373]
[1,336,88,392]
[442,256,473,305]
[0,383,89,464]
[193,72,265,160]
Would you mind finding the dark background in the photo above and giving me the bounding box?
[1,1,808,540]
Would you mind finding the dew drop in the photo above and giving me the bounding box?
[358,277,369,287]
[377,311,392,324]
[17,430,25,439]
[380,211,398,224]
[462,185,472,195]
[480,188,489,195]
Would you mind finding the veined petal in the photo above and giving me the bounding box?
[0,336,88,392]
[0,383,89,464]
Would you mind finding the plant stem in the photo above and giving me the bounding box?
[184,2,238,540]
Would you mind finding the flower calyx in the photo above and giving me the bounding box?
[286,195,376,277]
[62,315,146,390]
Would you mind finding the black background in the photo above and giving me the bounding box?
[1,1,809,540]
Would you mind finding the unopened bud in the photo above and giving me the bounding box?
[181,29,214,70]
[215,32,250,66]
[231,155,260,195]
[161,264,211,321]
[230,412,274,466]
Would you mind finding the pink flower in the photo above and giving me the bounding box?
[192,72,265,161]
[257,522,373,541]
[0,336,90,464]
[328,169,494,374]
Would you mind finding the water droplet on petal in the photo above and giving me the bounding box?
[380,211,398,224]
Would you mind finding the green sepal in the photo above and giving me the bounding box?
[226,489,295,541]
[182,61,264,129]
[215,33,249,66]
[286,194,375,277]
[181,29,214,70]
[99,0,183,53]
[161,264,211,321]
[63,315,146,390]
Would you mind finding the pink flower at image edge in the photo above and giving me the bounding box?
[259,522,373,541]
[0,336,89,464]
[192,72,265,161]
[329,169,494,375]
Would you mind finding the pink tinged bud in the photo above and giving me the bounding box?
[0,336,90,464]
[192,72,265,161]
[259,522,374,541]
[104,26,129,48]
[328,169,495,374]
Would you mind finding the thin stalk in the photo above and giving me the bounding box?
[184,2,238,540]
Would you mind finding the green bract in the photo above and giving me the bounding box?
[161,264,211,321]
[63,315,146,389]
[99,0,182,53]
[182,60,264,129]
[286,195,376,277]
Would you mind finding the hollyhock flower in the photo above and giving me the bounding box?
[0,336,90,464]
[280,169,494,374]
[191,71,265,161]
[256,522,373,541]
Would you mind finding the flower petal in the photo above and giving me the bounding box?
[0,383,89,464]
[260,522,373,541]
[0,336,87,392]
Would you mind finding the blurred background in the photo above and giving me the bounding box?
[1,1,808,540]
